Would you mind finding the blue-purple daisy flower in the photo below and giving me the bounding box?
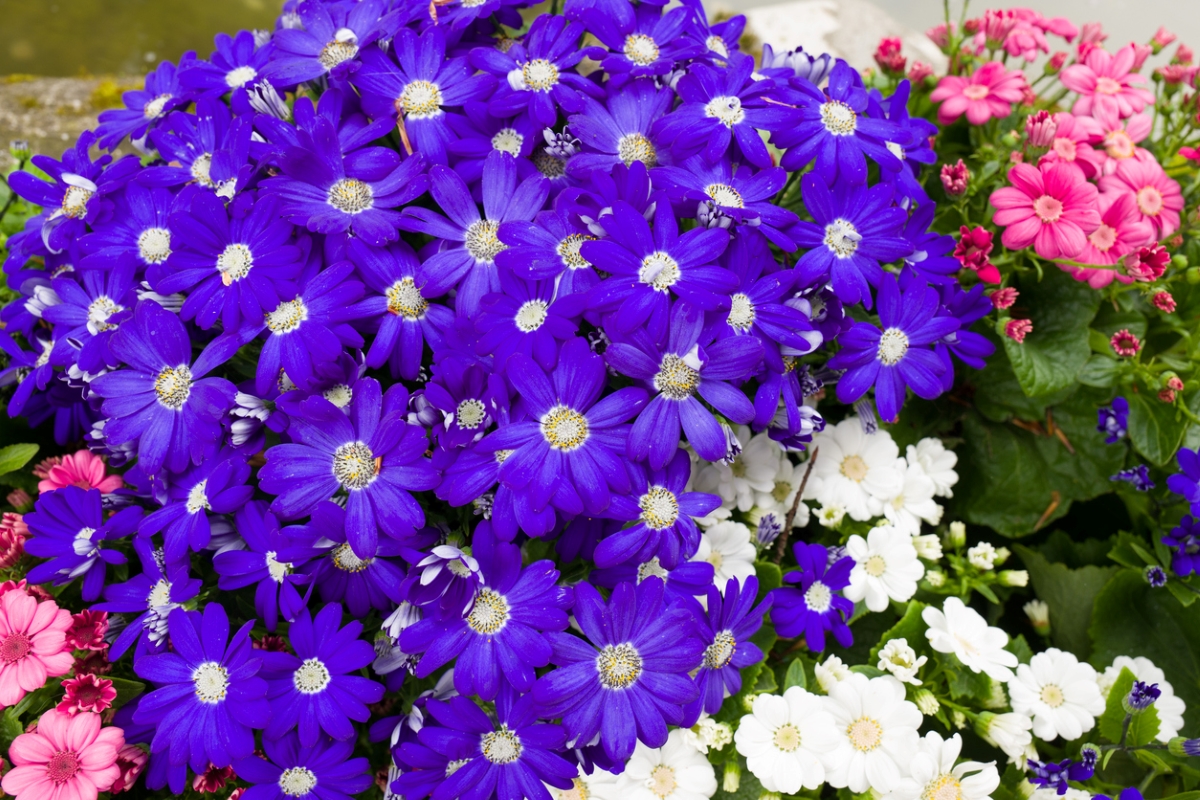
[1163,515,1200,577]
[566,78,673,178]
[95,537,202,660]
[95,58,195,149]
[213,501,313,631]
[139,453,254,565]
[233,733,373,800]
[264,0,392,84]
[770,542,854,651]
[686,575,770,721]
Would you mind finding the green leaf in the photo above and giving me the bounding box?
[968,346,1076,423]
[1005,634,1034,664]
[945,659,991,700]
[712,757,765,800]
[868,601,928,665]
[754,561,782,600]
[849,665,886,679]
[1126,391,1189,466]
[108,677,146,710]
[1015,544,1118,660]
[754,664,778,694]
[0,707,24,753]
[783,658,807,691]
[1077,355,1119,389]
[0,443,38,476]
[1002,270,1101,397]
[1090,570,1200,732]
[1099,667,1161,746]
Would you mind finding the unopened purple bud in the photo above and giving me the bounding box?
[1124,680,1161,713]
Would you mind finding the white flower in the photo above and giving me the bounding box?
[693,426,780,514]
[604,730,717,800]
[975,712,1034,763]
[926,570,946,588]
[1033,789,1092,800]
[967,543,997,571]
[805,418,905,521]
[845,525,925,612]
[550,766,622,800]
[922,597,1017,682]
[1099,656,1187,742]
[817,504,846,528]
[735,687,840,793]
[913,534,943,561]
[945,520,967,548]
[1009,648,1106,741]
[682,715,734,755]
[754,456,809,524]
[886,732,1000,800]
[907,438,958,498]
[877,638,927,685]
[816,654,851,693]
[1022,600,1049,631]
[821,674,923,793]
[882,461,943,535]
[691,521,757,590]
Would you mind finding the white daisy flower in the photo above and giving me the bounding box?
[907,438,959,498]
[1032,789,1092,800]
[1009,648,1105,741]
[693,426,780,514]
[602,730,717,800]
[1098,656,1187,742]
[877,638,927,685]
[845,525,925,612]
[975,711,1034,764]
[549,765,621,800]
[681,715,734,755]
[913,534,943,561]
[816,653,851,693]
[804,418,905,521]
[817,503,846,528]
[753,456,808,522]
[886,732,1000,800]
[691,521,757,590]
[967,543,997,571]
[923,597,1018,682]
[735,687,840,793]
[821,673,923,793]
[882,460,942,535]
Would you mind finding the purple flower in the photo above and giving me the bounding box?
[1124,681,1161,712]
[533,577,702,762]
[78,182,178,274]
[24,486,139,601]
[581,4,701,85]
[423,357,507,450]
[139,453,254,565]
[353,27,495,166]
[933,280,995,393]
[1099,397,1130,444]
[791,175,913,306]
[41,262,137,375]
[479,337,647,519]
[95,537,201,660]
[260,377,438,557]
[566,78,673,178]
[96,58,195,149]
[770,542,854,652]
[1111,465,1154,492]
[686,576,770,722]
[1167,447,1200,510]
[233,734,373,800]
[213,501,313,631]
[180,30,276,110]
[263,602,384,745]
[401,530,572,700]
[606,301,762,467]
[264,0,392,84]
[0,332,57,418]
[496,204,601,298]
[590,556,715,607]
[828,274,958,421]
[133,603,269,772]
[476,271,582,370]
[141,97,252,196]
[1163,515,1200,577]
[400,152,549,316]
[398,542,482,616]
[594,449,720,568]
[90,300,239,475]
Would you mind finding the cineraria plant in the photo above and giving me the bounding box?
[3,1,1200,800]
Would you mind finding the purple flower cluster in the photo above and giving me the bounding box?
[1,0,995,796]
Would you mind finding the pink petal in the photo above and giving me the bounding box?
[1,766,52,796]
[1001,217,1043,250]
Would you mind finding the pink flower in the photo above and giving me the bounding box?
[908,61,934,82]
[1182,146,1200,163]
[0,588,74,707]
[1038,112,1105,178]
[931,62,1027,125]
[990,287,1019,309]
[1130,44,1153,71]
[0,513,27,569]
[1178,44,1195,65]
[1069,192,1155,286]
[1005,319,1033,343]
[1060,45,1155,119]
[1168,376,1185,391]
[1090,109,1152,175]
[990,162,1101,260]
[1152,27,1177,50]
[36,450,123,495]
[1080,22,1107,47]
[874,37,906,74]
[56,674,117,716]
[193,763,236,792]
[1111,329,1141,356]
[1048,51,1068,72]
[979,9,1018,48]
[30,457,62,480]
[1159,389,1176,403]
[66,610,109,651]
[1154,291,1177,313]
[953,226,1001,283]
[941,160,970,196]
[1098,156,1185,237]
[5,489,31,512]
[109,744,147,794]
[1123,244,1171,282]
[1157,64,1199,85]
[1,709,124,800]
[927,22,956,50]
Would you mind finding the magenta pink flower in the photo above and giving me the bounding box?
[0,588,74,708]
[56,674,117,716]
[65,610,109,651]
[931,62,1028,125]
[990,287,1019,309]
[0,513,27,570]
[1099,156,1184,237]
[1111,329,1141,357]
[1090,108,1152,175]
[109,744,147,795]
[36,450,123,495]
[1,709,124,800]
[990,162,1102,260]
[1005,319,1033,343]
[1153,291,1177,313]
[1038,112,1104,178]
[1064,192,1153,287]
[1060,45,1155,119]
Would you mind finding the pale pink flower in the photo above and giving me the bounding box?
[36,450,123,495]
[1038,112,1105,178]
[931,62,1027,125]
[1065,192,1154,287]
[1,709,124,800]
[1079,22,1107,47]
[1130,44,1153,71]
[0,513,27,569]
[1098,157,1184,237]
[1005,319,1033,343]
[990,162,1101,260]
[0,588,74,707]
[1060,45,1155,119]
[1025,111,1057,147]
[908,62,934,83]
[1152,27,1177,50]
[941,160,970,196]
[109,744,147,794]
[927,22,956,50]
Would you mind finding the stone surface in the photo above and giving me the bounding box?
[0,76,140,169]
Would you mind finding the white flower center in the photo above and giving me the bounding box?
[332,543,372,572]
[624,34,660,65]
[467,589,510,634]
[923,774,962,800]
[386,277,427,319]
[293,657,332,694]
[1040,684,1065,708]
[492,128,524,156]
[639,251,681,292]
[886,141,906,160]
[616,133,657,167]
[704,95,745,128]
[840,454,868,482]
[727,293,755,332]
[319,38,359,71]
[639,486,680,530]
[773,723,802,752]
[137,227,172,264]
[332,441,378,490]
[877,328,910,366]
[323,384,353,408]
[864,555,887,578]
[514,300,549,332]
[557,234,594,270]
[456,398,487,429]
[648,765,678,799]
[465,219,506,263]
[823,218,861,257]
[706,35,729,57]
[596,642,643,689]
[399,79,444,118]
[143,93,172,119]
[86,295,123,333]
[481,726,523,764]
[327,178,374,214]
[820,100,857,136]
[278,766,318,797]
[265,551,292,583]
[225,65,259,89]
[266,298,309,333]
[186,479,210,514]
[155,365,193,410]
[192,661,230,704]
[540,404,589,451]
[805,580,833,612]
[146,579,172,609]
[703,631,736,669]
[62,185,93,219]
[522,59,559,91]
[217,243,254,285]
[654,353,700,400]
[705,183,744,208]
[637,557,669,582]
[847,716,883,751]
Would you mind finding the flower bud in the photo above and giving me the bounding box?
[926,570,946,587]
[8,139,30,161]
[914,689,940,715]
[1187,266,1200,284]
[1005,319,1033,343]
[1024,111,1057,148]
[952,710,967,729]
[1145,565,1168,587]
[1023,599,1050,635]
[941,160,970,197]
[1000,570,1028,587]
[1168,737,1200,757]
[1045,52,1068,74]
[994,546,1011,565]
[723,759,741,792]
[1123,680,1162,714]
[913,534,943,560]
[945,520,967,549]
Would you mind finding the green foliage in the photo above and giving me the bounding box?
[1002,270,1101,397]
[1126,391,1190,466]
[783,658,807,691]
[711,756,764,800]
[109,677,147,710]
[0,442,38,480]
[1016,543,1118,660]
[1099,667,1161,746]
[867,600,928,664]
